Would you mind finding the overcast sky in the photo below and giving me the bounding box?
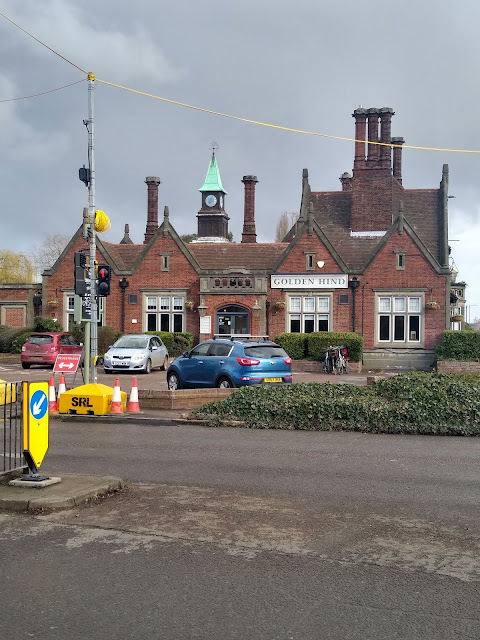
[1,0,480,319]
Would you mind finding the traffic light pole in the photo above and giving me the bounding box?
[87,72,98,384]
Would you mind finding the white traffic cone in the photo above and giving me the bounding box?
[57,373,67,407]
[109,378,124,414]
[127,377,141,413]
[48,376,58,413]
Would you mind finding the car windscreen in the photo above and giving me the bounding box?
[27,335,53,345]
[243,345,288,358]
[114,337,149,349]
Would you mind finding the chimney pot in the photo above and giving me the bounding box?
[241,176,258,243]
[144,176,161,244]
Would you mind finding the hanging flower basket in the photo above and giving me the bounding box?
[274,300,286,310]
[425,300,440,310]
[451,314,464,322]
[185,300,195,311]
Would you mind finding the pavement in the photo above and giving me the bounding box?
[0,472,124,512]
[0,368,371,513]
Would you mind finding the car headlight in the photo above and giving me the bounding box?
[132,353,147,361]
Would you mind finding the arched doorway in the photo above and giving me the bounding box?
[215,304,249,335]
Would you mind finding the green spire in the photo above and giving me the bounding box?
[199,151,227,194]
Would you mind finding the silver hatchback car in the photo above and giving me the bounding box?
[103,334,169,374]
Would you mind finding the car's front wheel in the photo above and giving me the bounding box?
[167,371,182,390]
[217,377,234,389]
[143,359,152,374]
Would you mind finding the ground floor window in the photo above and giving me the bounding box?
[377,295,422,344]
[64,293,104,331]
[145,294,185,332]
[288,295,330,333]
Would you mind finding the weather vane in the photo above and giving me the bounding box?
[210,141,219,155]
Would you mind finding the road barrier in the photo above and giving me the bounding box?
[0,380,24,476]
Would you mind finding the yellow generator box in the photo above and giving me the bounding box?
[0,379,17,405]
[58,383,127,415]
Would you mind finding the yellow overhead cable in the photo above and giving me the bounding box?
[0,78,86,102]
[94,78,480,154]
[1,10,479,154]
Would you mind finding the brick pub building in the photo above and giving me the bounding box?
[8,107,454,370]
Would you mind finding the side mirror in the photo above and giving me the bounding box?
[79,342,83,347]
[182,351,189,358]
[151,345,158,351]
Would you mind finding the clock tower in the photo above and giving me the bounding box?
[197,149,229,240]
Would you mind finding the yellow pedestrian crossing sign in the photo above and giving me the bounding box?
[23,381,49,470]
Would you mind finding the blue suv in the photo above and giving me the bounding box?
[166,336,293,389]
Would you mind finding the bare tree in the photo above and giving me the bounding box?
[275,211,299,242]
[31,233,70,276]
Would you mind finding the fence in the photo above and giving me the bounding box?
[1,381,24,476]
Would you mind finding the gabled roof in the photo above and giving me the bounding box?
[307,187,444,271]
[198,152,227,194]
[188,243,288,271]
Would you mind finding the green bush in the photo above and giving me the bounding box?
[193,372,480,436]
[146,331,194,357]
[11,329,34,354]
[435,330,480,361]
[273,333,307,359]
[306,332,363,362]
[273,332,363,362]
[33,316,62,332]
[98,326,121,355]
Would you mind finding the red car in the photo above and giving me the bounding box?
[21,332,84,369]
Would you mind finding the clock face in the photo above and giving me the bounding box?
[205,194,217,207]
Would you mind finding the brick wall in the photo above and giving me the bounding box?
[436,361,480,374]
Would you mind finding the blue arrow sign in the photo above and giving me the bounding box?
[30,389,48,420]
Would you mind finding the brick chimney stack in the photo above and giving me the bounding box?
[144,176,161,244]
[352,107,367,173]
[367,109,380,164]
[392,137,404,184]
[241,175,258,243]
[379,107,395,170]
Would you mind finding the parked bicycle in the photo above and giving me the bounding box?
[323,344,349,375]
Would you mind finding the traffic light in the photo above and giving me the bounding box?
[74,251,87,296]
[97,264,111,296]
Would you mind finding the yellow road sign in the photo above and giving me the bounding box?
[23,381,49,469]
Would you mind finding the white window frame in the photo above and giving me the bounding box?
[63,292,105,331]
[376,293,423,347]
[144,292,186,333]
[287,294,332,333]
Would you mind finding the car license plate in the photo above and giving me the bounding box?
[264,377,282,383]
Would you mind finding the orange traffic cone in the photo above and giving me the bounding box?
[57,373,66,408]
[110,378,124,414]
[48,376,58,413]
[127,377,141,413]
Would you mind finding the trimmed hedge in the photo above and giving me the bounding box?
[193,372,480,435]
[273,333,307,359]
[274,332,363,362]
[305,332,363,362]
[435,330,480,361]
[146,331,194,357]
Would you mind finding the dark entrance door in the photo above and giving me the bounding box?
[216,305,249,335]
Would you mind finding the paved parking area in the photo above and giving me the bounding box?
[0,357,368,389]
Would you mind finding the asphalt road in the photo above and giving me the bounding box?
[1,419,479,639]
